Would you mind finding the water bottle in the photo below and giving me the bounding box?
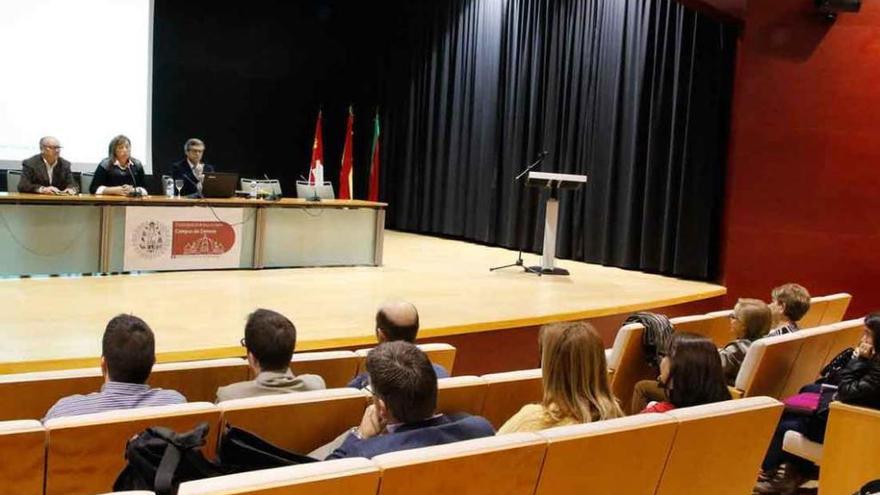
[248,181,257,199]
[164,177,175,198]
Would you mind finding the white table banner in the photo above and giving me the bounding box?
[123,206,244,271]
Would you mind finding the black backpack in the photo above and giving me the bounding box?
[857,480,880,495]
[113,422,228,495]
[113,422,319,495]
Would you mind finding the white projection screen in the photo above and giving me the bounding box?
[0,0,154,173]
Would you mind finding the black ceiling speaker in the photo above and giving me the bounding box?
[816,0,861,19]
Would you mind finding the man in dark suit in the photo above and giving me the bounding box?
[326,341,495,459]
[19,136,78,194]
[171,138,214,197]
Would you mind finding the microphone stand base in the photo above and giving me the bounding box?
[528,266,570,276]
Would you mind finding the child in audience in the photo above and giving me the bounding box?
[754,313,880,494]
[767,283,811,336]
[720,298,771,385]
[640,333,731,414]
[498,321,624,433]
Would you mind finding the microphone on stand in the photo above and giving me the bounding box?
[126,163,144,197]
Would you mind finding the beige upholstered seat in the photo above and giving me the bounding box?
[605,323,655,414]
[371,432,547,495]
[479,368,542,429]
[534,413,677,495]
[288,351,360,388]
[218,388,369,454]
[150,358,250,403]
[177,458,380,495]
[782,430,823,464]
[654,397,783,495]
[818,293,852,325]
[734,319,865,399]
[355,343,457,376]
[671,310,732,347]
[800,296,831,329]
[436,376,487,416]
[0,419,46,494]
[44,402,220,495]
[0,367,103,421]
[816,402,880,494]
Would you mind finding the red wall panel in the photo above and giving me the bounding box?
[722,0,880,317]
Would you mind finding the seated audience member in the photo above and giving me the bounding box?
[326,341,494,459]
[754,313,880,494]
[498,321,623,433]
[89,134,147,196]
[767,283,811,337]
[216,309,325,402]
[640,333,731,414]
[720,298,772,385]
[18,136,78,195]
[348,301,449,389]
[43,315,185,421]
[171,138,214,197]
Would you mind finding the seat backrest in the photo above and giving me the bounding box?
[822,318,865,365]
[218,388,369,454]
[818,293,852,325]
[671,311,732,348]
[606,323,655,414]
[372,432,547,495]
[44,402,220,495]
[354,344,457,376]
[290,351,360,388]
[735,332,805,399]
[150,358,250,403]
[0,367,103,421]
[535,413,677,495]
[177,458,380,495]
[0,420,46,494]
[6,169,22,193]
[800,295,831,329]
[80,171,94,194]
[436,376,487,416]
[480,369,543,429]
[819,402,880,495]
[655,397,783,495]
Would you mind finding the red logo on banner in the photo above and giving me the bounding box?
[171,221,236,257]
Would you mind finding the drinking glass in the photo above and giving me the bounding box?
[174,179,184,198]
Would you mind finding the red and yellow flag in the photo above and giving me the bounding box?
[339,107,354,199]
[309,111,324,185]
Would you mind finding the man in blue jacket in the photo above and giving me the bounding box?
[327,341,494,459]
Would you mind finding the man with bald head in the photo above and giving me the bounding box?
[347,301,449,389]
[19,136,78,194]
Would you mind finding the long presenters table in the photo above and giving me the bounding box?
[0,193,386,276]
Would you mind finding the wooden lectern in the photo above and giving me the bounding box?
[526,171,588,275]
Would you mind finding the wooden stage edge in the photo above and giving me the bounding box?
[0,231,726,375]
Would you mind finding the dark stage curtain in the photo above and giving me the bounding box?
[380,0,737,279]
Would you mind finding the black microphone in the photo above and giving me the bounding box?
[126,163,144,197]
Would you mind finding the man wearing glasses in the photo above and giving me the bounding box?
[19,136,78,194]
[171,138,214,197]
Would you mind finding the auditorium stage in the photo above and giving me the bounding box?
[0,231,725,374]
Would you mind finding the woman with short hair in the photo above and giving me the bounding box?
[498,321,624,433]
[720,298,772,385]
[89,134,147,196]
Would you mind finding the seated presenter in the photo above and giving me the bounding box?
[171,138,214,197]
[18,136,78,194]
[89,134,147,196]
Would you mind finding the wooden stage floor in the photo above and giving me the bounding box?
[0,231,725,373]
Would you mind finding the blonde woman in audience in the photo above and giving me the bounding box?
[498,321,624,434]
[720,298,772,385]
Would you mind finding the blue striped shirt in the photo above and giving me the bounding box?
[43,381,186,422]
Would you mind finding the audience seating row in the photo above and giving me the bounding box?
[782,401,880,495]
[0,344,456,422]
[171,397,781,495]
[0,369,539,495]
[88,398,785,495]
[607,294,852,412]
